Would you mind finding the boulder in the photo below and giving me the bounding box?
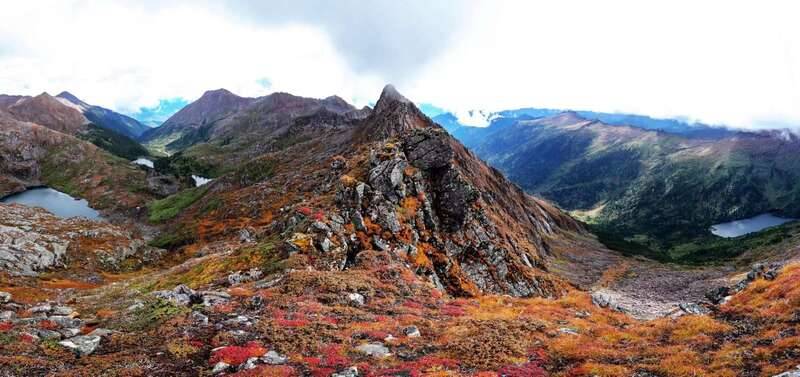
[261,350,288,365]
[402,325,421,338]
[332,367,359,377]
[59,335,101,356]
[355,342,391,358]
[347,292,365,307]
[0,291,11,303]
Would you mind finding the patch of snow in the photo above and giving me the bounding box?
[132,158,154,169]
[55,97,88,113]
[192,175,212,186]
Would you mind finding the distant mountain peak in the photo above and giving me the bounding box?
[200,88,239,99]
[356,84,431,142]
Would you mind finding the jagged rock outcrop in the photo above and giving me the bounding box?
[321,85,588,297]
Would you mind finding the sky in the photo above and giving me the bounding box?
[1,0,799,129]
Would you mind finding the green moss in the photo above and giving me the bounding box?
[149,227,197,249]
[232,158,276,186]
[147,186,209,223]
[121,298,189,332]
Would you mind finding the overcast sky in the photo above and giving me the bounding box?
[1,0,799,129]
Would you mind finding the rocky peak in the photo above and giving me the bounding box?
[6,92,89,134]
[356,84,432,142]
[322,85,591,297]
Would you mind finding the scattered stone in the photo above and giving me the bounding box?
[201,291,232,307]
[211,361,230,374]
[320,237,332,253]
[706,286,731,305]
[240,357,259,370]
[126,301,145,312]
[192,311,209,325]
[402,325,421,338]
[59,328,81,338]
[29,304,52,314]
[261,350,288,365]
[0,291,11,303]
[347,292,365,307]
[591,291,622,312]
[228,268,263,286]
[558,327,579,336]
[773,366,800,377]
[679,302,710,315]
[0,310,16,321]
[49,315,82,328]
[238,228,254,243]
[153,285,196,306]
[88,328,113,337]
[37,329,62,340]
[59,335,101,356]
[51,306,74,316]
[332,367,359,377]
[356,342,391,358]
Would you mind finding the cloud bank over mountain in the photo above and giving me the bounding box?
[0,0,799,129]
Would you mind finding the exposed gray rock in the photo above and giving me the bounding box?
[332,367,359,377]
[679,302,711,315]
[59,328,81,338]
[192,311,209,325]
[88,328,113,337]
[347,292,365,307]
[59,335,101,356]
[51,306,74,316]
[261,350,288,365]
[0,291,11,303]
[37,329,62,340]
[773,366,800,377]
[211,361,230,374]
[0,310,15,321]
[558,327,579,335]
[402,325,421,338]
[240,357,259,370]
[355,342,390,358]
[49,315,82,328]
[29,304,52,314]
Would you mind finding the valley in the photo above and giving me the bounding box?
[0,85,798,376]
[437,111,800,262]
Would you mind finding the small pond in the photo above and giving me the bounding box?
[710,213,794,238]
[0,187,103,220]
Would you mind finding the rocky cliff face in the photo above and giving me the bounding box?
[331,86,587,297]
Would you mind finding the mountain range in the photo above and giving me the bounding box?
[1,84,800,375]
[433,109,800,261]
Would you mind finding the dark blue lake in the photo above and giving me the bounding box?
[1,187,103,220]
[710,213,794,238]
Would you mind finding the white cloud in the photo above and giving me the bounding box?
[0,0,799,129]
[408,0,800,129]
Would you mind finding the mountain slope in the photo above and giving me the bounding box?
[56,91,150,139]
[140,89,255,151]
[0,111,157,214]
[443,111,800,258]
[146,85,602,298]
[3,92,89,134]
